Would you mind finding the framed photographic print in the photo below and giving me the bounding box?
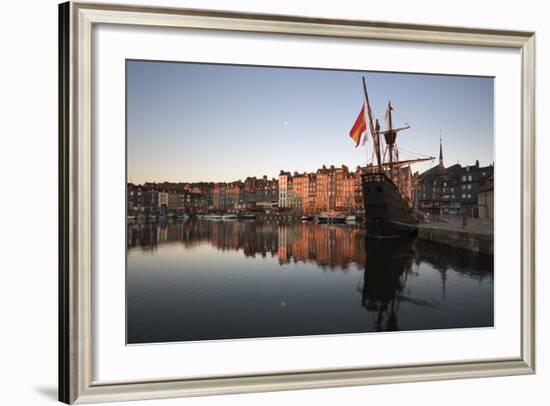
[59,1,535,404]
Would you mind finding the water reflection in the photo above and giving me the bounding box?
[128,220,366,269]
[127,219,493,343]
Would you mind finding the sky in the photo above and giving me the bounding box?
[127,60,494,184]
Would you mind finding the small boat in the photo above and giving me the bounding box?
[204,214,223,220]
[176,213,189,219]
[345,215,356,223]
[300,215,312,222]
[316,213,346,223]
[241,213,257,220]
[222,213,238,220]
[127,215,136,221]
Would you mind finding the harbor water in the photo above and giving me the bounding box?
[127,219,494,344]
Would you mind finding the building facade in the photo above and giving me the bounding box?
[478,176,494,219]
[128,164,374,215]
[416,143,494,215]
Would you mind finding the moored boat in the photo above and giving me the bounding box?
[316,212,346,223]
[345,214,357,223]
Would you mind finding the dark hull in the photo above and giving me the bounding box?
[361,173,417,238]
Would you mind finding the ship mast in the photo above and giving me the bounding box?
[361,77,434,179]
[387,101,394,177]
[362,77,382,172]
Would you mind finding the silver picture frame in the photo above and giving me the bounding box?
[59,1,536,403]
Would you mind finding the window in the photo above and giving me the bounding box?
[468,175,473,181]
[462,175,466,181]
[461,194,466,199]
[467,184,472,190]
[462,185,466,190]
[467,194,471,199]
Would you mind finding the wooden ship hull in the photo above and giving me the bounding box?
[361,173,417,238]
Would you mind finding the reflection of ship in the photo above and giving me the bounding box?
[361,237,415,331]
[356,77,434,238]
[359,236,493,331]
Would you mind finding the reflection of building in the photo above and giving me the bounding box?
[478,176,494,219]
[416,141,493,215]
[276,223,365,268]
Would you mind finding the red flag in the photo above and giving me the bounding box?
[349,104,366,148]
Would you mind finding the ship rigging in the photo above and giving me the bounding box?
[353,76,435,238]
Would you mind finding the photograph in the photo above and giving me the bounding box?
[126,61,495,344]
[1,0,543,404]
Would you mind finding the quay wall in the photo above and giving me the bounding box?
[416,224,493,255]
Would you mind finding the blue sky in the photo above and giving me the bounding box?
[127,60,494,184]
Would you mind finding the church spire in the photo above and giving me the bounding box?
[439,131,444,168]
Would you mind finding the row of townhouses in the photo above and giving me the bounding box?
[128,165,371,214]
[415,143,494,218]
[128,152,493,217]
